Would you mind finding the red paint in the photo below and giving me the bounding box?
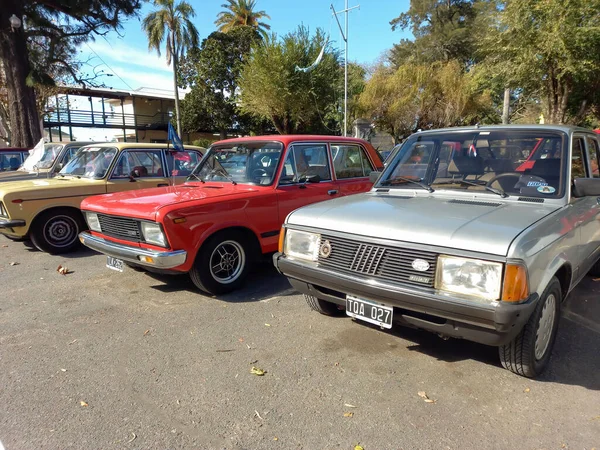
[81,136,383,273]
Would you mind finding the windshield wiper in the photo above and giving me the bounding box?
[209,168,237,185]
[187,172,205,183]
[379,176,434,193]
[432,179,508,198]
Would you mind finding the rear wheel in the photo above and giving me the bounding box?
[589,259,600,277]
[499,277,561,378]
[189,231,251,295]
[30,209,85,254]
[304,294,344,316]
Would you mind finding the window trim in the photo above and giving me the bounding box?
[276,141,334,186]
[584,135,600,179]
[108,148,168,180]
[331,143,376,180]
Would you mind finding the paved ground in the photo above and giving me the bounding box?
[0,236,599,450]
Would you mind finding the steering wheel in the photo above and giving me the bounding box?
[486,172,522,189]
[252,168,268,179]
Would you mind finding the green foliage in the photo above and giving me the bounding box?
[358,60,492,143]
[192,138,216,148]
[215,0,271,38]
[238,26,342,134]
[179,27,267,136]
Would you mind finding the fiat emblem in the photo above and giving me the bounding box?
[319,240,332,258]
[411,259,430,272]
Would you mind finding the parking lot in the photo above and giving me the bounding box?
[1,236,599,450]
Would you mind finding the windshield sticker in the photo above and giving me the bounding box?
[527,181,548,187]
[537,185,556,194]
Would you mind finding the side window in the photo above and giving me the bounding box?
[111,150,165,179]
[585,137,600,178]
[292,144,331,182]
[332,145,374,179]
[571,137,587,182]
[279,150,297,184]
[166,150,202,176]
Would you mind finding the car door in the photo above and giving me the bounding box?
[578,134,600,272]
[331,143,377,196]
[276,143,340,222]
[164,149,204,184]
[106,148,170,193]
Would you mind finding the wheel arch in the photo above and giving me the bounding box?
[194,225,262,262]
[31,205,85,230]
[531,253,572,303]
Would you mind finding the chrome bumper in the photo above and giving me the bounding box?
[79,231,187,269]
[0,218,26,229]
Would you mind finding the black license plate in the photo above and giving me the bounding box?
[106,256,124,272]
[346,295,393,329]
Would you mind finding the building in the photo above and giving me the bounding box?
[43,86,216,144]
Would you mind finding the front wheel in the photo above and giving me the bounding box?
[499,277,561,378]
[304,294,344,316]
[189,231,250,295]
[30,209,85,254]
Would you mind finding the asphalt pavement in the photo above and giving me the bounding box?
[0,236,599,450]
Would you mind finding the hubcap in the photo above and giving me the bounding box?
[44,215,78,248]
[535,293,556,360]
[209,240,245,284]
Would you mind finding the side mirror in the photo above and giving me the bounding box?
[54,163,63,172]
[129,169,140,181]
[369,171,380,183]
[572,178,600,197]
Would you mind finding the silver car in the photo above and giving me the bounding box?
[274,125,600,378]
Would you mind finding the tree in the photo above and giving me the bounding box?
[215,0,271,38]
[143,0,199,136]
[179,27,260,138]
[0,0,141,147]
[478,0,600,124]
[238,26,341,134]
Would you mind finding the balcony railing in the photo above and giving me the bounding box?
[43,109,172,129]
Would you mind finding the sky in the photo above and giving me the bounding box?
[79,0,413,92]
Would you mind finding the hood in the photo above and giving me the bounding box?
[80,182,261,221]
[0,170,50,183]
[0,176,105,201]
[287,192,560,256]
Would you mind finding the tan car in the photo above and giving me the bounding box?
[0,142,204,253]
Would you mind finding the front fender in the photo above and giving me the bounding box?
[529,250,572,300]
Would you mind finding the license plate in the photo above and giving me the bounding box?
[106,256,124,272]
[346,295,393,329]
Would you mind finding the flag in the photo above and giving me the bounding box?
[168,122,184,152]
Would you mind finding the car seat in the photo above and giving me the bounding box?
[9,157,20,170]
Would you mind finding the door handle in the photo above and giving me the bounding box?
[328,190,338,196]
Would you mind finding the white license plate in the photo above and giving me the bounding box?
[106,256,124,272]
[346,295,393,329]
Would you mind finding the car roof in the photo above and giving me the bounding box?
[77,142,205,151]
[412,124,597,136]
[0,147,30,152]
[212,135,373,146]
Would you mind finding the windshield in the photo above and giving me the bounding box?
[379,130,566,198]
[189,141,284,185]
[36,144,64,169]
[59,146,117,178]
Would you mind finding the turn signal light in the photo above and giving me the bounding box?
[173,217,186,224]
[278,227,286,253]
[139,256,155,264]
[502,264,529,302]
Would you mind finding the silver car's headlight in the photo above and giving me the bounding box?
[85,212,101,232]
[141,222,167,247]
[284,229,320,262]
[435,255,502,302]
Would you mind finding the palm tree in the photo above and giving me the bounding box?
[215,0,271,37]
[143,0,199,136]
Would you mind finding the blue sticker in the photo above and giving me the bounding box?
[527,181,548,187]
[537,185,556,194]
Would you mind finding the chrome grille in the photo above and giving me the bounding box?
[318,235,438,288]
[97,214,141,241]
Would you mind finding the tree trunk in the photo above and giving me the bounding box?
[0,7,42,147]
[171,44,182,137]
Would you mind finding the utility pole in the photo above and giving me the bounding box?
[331,1,359,136]
[502,87,510,124]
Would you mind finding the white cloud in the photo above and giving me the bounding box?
[86,40,172,72]
[110,64,174,91]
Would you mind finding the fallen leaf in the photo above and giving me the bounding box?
[251,366,266,376]
[344,403,357,408]
[68,339,78,345]
[254,410,264,420]
[354,445,364,450]
[250,360,258,364]
[2,244,8,247]
[80,401,88,407]
[273,437,278,441]
[57,265,70,275]
[238,338,244,342]
[265,323,271,327]
[593,278,600,282]
[127,433,137,443]
[592,416,600,421]
[524,388,530,393]
[60,369,67,372]
[417,391,428,399]
[9,262,18,266]
[143,329,150,336]
[424,399,436,403]
[343,412,354,418]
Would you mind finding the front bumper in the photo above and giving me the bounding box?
[0,218,26,229]
[274,253,538,346]
[79,231,187,270]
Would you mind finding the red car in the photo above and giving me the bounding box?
[79,135,383,294]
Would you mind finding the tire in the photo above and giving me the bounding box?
[589,258,600,277]
[29,208,86,254]
[304,294,344,316]
[189,231,251,295]
[499,277,561,378]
